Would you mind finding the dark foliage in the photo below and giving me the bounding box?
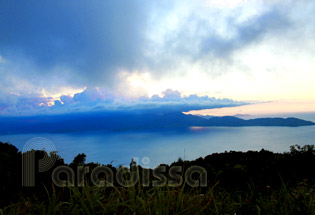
[0,141,314,211]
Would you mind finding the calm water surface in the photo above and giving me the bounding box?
[1,126,315,168]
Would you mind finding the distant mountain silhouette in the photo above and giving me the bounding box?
[0,111,314,134]
[206,116,315,127]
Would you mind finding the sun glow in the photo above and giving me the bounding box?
[185,100,315,117]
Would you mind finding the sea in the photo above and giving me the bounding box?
[1,112,315,168]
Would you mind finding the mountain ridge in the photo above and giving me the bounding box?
[0,111,314,134]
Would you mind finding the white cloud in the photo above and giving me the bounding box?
[0,87,247,115]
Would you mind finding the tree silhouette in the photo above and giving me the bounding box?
[71,153,86,166]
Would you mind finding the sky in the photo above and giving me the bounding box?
[185,100,315,118]
[0,0,315,115]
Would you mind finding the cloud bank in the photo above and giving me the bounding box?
[0,88,247,115]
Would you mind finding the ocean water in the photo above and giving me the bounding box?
[1,125,315,168]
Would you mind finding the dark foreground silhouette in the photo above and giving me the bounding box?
[0,141,314,214]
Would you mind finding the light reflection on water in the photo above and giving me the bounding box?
[1,126,315,168]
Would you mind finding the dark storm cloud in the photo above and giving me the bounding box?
[0,0,149,85]
[0,0,295,86]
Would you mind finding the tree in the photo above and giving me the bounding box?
[290,144,315,154]
[71,153,86,166]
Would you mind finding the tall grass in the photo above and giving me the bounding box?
[1,180,314,215]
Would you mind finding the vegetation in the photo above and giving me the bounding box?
[0,142,314,214]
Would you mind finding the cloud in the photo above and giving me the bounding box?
[59,95,75,106]
[0,1,296,84]
[0,0,315,105]
[0,92,53,115]
[57,88,247,113]
[0,0,150,87]
[0,88,247,115]
[146,2,294,74]
[73,87,105,103]
[137,89,245,111]
[199,9,291,58]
